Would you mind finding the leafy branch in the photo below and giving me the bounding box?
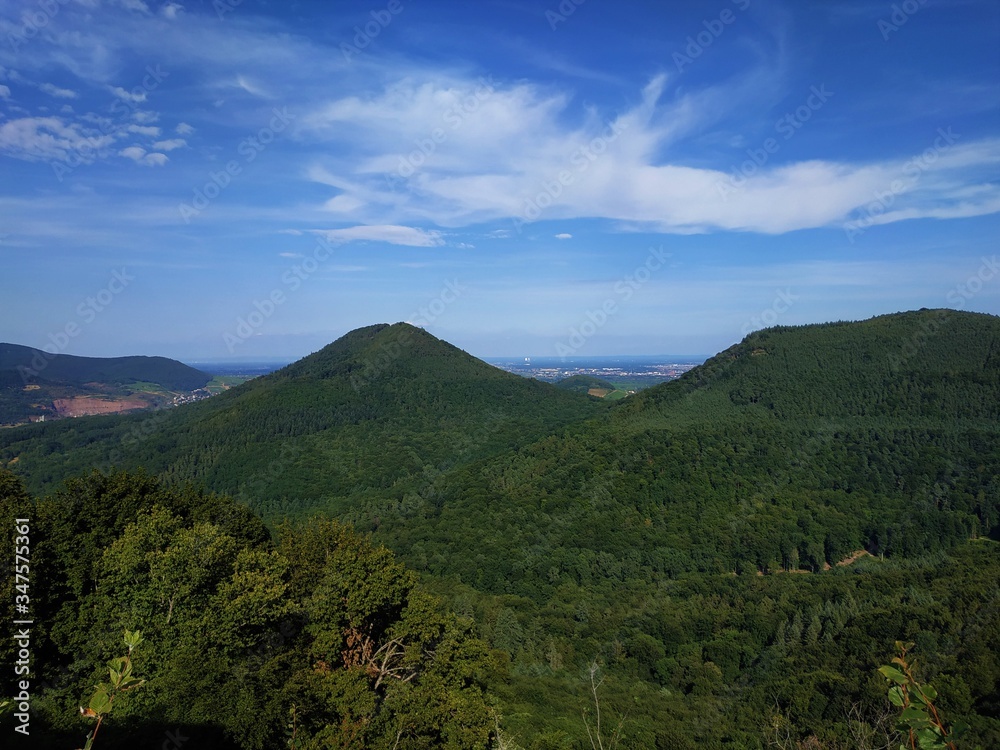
[878,641,967,750]
[78,630,145,750]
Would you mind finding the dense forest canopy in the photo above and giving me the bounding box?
[2,310,999,748]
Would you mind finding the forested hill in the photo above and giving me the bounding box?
[359,309,1000,591]
[1,312,999,747]
[625,308,1000,422]
[0,323,603,506]
[0,343,210,391]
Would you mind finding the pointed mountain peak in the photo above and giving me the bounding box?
[270,322,500,386]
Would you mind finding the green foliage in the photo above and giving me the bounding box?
[880,641,973,750]
[0,471,494,749]
[281,517,493,749]
[79,630,145,750]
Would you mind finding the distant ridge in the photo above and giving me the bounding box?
[0,344,212,426]
[0,343,210,391]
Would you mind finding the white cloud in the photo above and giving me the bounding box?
[119,146,168,166]
[119,146,147,161]
[0,85,9,99]
[161,2,184,19]
[113,0,150,12]
[555,233,572,240]
[234,75,270,98]
[110,86,146,103]
[152,138,186,151]
[5,7,994,240]
[39,83,77,99]
[299,75,1000,235]
[314,225,445,247]
[128,124,161,136]
[323,195,365,213]
[0,117,115,162]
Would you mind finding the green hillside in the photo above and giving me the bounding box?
[351,310,999,585]
[0,323,603,512]
[0,344,210,391]
[1,311,999,748]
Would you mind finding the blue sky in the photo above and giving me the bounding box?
[1,0,998,360]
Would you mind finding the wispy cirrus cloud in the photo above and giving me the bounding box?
[312,225,446,247]
[3,2,996,239]
[39,82,77,99]
[297,72,1000,235]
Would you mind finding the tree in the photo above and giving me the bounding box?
[280,518,494,749]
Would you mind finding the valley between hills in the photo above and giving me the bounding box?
[1,309,998,749]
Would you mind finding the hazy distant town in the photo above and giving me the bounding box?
[484,356,704,389]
